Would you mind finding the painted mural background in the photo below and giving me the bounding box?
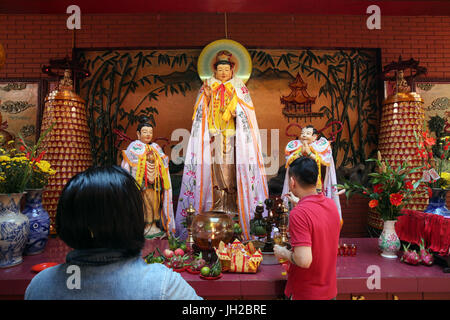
[0,81,40,146]
[76,48,381,182]
[416,81,450,131]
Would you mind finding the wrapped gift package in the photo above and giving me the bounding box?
[215,239,263,273]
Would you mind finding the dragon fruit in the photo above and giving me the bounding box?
[419,238,434,266]
[190,252,206,271]
[400,243,420,266]
[166,254,190,269]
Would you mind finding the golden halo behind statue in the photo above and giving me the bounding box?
[197,39,252,84]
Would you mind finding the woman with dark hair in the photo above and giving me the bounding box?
[25,166,201,300]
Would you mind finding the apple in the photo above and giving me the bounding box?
[163,249,174,259]
[174,248,185,256]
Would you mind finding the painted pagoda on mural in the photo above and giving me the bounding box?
[280,73,323,122]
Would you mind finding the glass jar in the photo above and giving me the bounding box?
[192,211,234,251]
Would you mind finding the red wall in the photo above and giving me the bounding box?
[1,13,450,78]
[1,13,449,237]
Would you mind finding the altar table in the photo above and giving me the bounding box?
[0,237,449,300]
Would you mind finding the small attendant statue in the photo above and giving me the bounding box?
[121,117,175,237]
[282,125,342,224]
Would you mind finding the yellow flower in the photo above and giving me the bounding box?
[0,155,11,162]
[36,160,51,173]
[441,172,450,188]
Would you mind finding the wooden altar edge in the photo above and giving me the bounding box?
[0,238,449,300]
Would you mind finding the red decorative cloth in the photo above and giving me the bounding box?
[395,209,450,256]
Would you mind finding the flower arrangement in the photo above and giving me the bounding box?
[337,151,422,221]
[20,136,56,190]
[0,141,31,194]
[414,123,450,191]
[0,124,55,193]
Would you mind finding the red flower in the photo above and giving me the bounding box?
[424,137,436,146]
[373,184,384,194]
[369,199,379,208]
[407,180,416,189]
[417,150,428,159]
[404,181,414,190]
[390,193,404,207]
[35,151,46,163]
[19,145,25,152]
[421,131,436,147]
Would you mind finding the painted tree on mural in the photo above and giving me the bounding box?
[249,49,380,168]
[76,50,200,166]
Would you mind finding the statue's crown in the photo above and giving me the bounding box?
[215,50,234,65]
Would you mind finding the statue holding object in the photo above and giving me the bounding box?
[175,39,269,241]
[121,117,175,238]
[282,124,343,225]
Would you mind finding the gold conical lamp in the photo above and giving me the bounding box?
[40,70,92,234]
[378,70,428,212]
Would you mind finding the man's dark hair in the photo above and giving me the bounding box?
[288,156,318,187]
[56,166,145,257]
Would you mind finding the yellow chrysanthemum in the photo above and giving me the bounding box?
[36,160,51,173]
[441,172,450,188]
[0,155,11,162]
[11,156,26,162]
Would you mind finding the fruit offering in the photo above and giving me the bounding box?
[144,248,166,264]
[400,243,420,265]
[419,238,434,266]
[189,252,206,272]
[233,223,242,235]
[168,235,187,251]
[200,259,222,279]
[250,218,267,237]
[165,253,190,271]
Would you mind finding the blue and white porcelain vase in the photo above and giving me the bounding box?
[0,193,29,268]
[424,188,450,217]
[23,189,50,255]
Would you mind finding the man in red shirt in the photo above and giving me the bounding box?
[274,156,341,300]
